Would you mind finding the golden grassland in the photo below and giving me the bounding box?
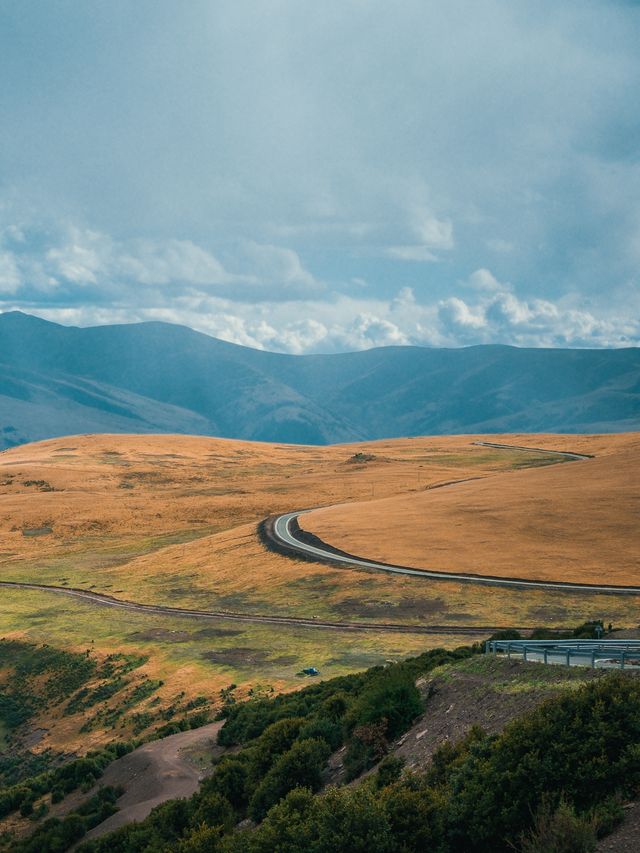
[303,433,640,585]
[0,430,638,751]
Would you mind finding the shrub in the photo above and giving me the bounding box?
[344,668,423,741]
[249,738,331,821]
[201,759,249,813]
[489,629,522,641]
[190,792,234,834]
[247,717,305,781]
[375,755,405,789]
[298,716,343,752]
[380,777,448,851]
[520,799,597,853]
[344,720,389,781]
[237,786,394,853]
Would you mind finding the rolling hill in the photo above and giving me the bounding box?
[0,310,638,448]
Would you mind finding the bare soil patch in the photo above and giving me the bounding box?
[386,658,616,776]
[80,721,224,842]
[597,803,640,852]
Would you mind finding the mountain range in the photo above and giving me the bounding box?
[0,310,638,448]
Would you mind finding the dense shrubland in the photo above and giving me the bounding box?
[0,741,134,821]
[76,645,640,853]
[5,634,640,852]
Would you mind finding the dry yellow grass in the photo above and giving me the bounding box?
[2,430,637,755]
[303,434,640,585]
[1,432,638,611]
[0,431,610,566]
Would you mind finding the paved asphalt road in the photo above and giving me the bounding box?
[271,442,640,596]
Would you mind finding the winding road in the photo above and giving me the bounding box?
[2,441,635,643]
[269,442,640,596]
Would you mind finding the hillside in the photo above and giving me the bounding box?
[2,433,640,850]
[2,431,639,715]
[1,311,639,448]
[302,433,640,586]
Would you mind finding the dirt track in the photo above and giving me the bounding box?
[0,579,516,635]
[81,721,224,842]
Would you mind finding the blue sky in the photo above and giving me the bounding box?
[1,0,639,352]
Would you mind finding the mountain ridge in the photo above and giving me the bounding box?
[0,310,638,448]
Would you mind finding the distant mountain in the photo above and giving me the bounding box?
[0,311,638,448]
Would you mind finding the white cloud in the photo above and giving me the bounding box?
[45,228,235,288]
[243,242,318,291]
[467,268,506,292]
[436,289,640,348]
[385,245,439,262]
[387,208,454,262]
[17,282,640,355]
[391,286,416,308]
[413,212,454,251]
[117,239,232,286]
[46,228,104,284]
[0,251,22,293]
[1,216,638,352]
[3,222,326,299]
[438,297,486,331]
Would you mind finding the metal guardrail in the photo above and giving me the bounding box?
[485,639,640,669]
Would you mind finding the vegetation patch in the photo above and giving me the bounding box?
[203,648,276,667]
[76,647,640,853]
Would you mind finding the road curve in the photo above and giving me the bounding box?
[269,442,640,596]
[471,440,593,460]
[0,580,503,635]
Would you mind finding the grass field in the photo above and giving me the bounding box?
[0,430,638,751]
[0,587,475,753]
[304,433,640,585]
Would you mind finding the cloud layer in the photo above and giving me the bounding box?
[0,1,638,352]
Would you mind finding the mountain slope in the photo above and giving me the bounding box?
[0,311,638,447]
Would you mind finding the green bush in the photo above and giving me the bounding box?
[229,785,395,853]
[247,717,305,781]
[344,668,423,741]
[520,799,597,853]
[375,755,405,789]
[249,738,331,821]
[298,716,343,751]
[201,758,249,814]
[190,792,234,834]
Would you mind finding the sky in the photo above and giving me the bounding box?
[0,0,639,353]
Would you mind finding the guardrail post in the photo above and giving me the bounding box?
[591,650,596,669]
[543,648,548,664]
[621,652,626,670]
[523,646,528,662]
[566,649,570,667]
[507,643,511,660]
